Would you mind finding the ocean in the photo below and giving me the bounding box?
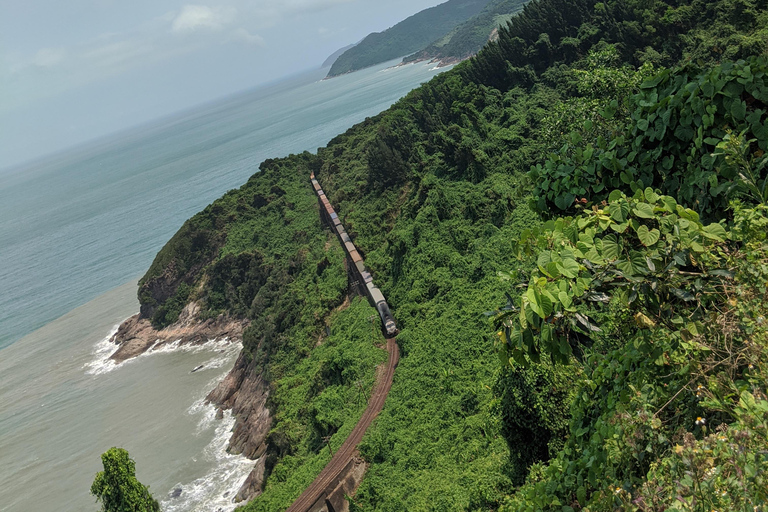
[0,59,447,511]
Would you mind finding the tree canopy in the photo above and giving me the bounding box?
[91,448,160,512]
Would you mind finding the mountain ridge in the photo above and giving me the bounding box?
[327,0,493,77]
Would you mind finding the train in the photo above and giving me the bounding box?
[310,173,398,337]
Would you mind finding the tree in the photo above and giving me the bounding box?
[91,447,160,512]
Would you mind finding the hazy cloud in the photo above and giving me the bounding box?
[232,28,265,46]
[33,48,66,68]
[172,5,236,34]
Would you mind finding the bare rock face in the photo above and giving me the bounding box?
[207,352,273,502]
[235,457,267,503]
[109,302,248,362]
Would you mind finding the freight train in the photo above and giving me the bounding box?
[310,173,398,337]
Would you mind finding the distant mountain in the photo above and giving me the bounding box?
[327,0,493,77]
[321,44,357,68]
[403,0,530,66]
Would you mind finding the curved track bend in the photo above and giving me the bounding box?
[284,336,399,512]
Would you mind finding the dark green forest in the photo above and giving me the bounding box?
[327,0,493,77]
[138,0,768,509]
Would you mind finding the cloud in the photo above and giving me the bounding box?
[33,48,66,68]
[232,28,265,46]
[172,5,236,34]
[3,0,364,114]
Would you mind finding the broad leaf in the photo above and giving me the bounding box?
[633,202,656,219]
[637,225,661,246]
[602,235,621,260]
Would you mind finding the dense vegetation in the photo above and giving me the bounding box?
[91,448,159,512]
[403,0,530,65]
[135,0,768,509]
[327,0,493,77]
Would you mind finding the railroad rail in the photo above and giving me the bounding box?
[283,175,400,512]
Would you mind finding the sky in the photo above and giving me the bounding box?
[0,0,444,170]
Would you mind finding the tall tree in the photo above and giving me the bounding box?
[91,448,160,512]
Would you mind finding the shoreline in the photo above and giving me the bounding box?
[106,302,269,504]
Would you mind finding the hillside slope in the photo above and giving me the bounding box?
[403,0,530,66]
[131,0,768,509]
[321,44,356,68]
[327,0,493,77]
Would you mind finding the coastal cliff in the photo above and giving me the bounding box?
[206,352,272,502]
[109,304,271,502]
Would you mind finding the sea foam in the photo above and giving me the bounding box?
[83,317,240,376]
[160,409,255,512]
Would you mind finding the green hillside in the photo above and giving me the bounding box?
[327,0,493,77]
[138,0,768,509]
[403,0,530,65]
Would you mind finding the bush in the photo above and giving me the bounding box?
[91,448,159,512]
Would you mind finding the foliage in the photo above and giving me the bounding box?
[494,190,730,366]
[467,0,768,91]
[634,392,768,511]
[91,448,159,512]
[327,0,493,77]
[151,282,191,328]
[495,186,768,511]
[241,299,387,512]
[494,361,579,484]
[531,57,768,218]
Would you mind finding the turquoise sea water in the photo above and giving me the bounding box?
[0,59,447,511]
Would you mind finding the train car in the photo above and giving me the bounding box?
[354,260,366,276]
[344,241,356,254]
[340,232,351,244]
[361,271,373,284]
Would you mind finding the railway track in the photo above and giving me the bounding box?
[283,174,400,511]
[284,336,399,512]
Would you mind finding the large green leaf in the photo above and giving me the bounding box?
[633,202,656,219]
[558,258,581,279]
[558,291,574,311]
[637,225,661,246]
[610,200,630,222]
[702,223,727,241]
[644,187,660,203]
[527,286,553,319]
[602,234,621,260]
[731,100,747,121]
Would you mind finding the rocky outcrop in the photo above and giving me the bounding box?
[206,351,273,502]
[109,299,271,502]
[235,457,267,503]
[109,302,248,362]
